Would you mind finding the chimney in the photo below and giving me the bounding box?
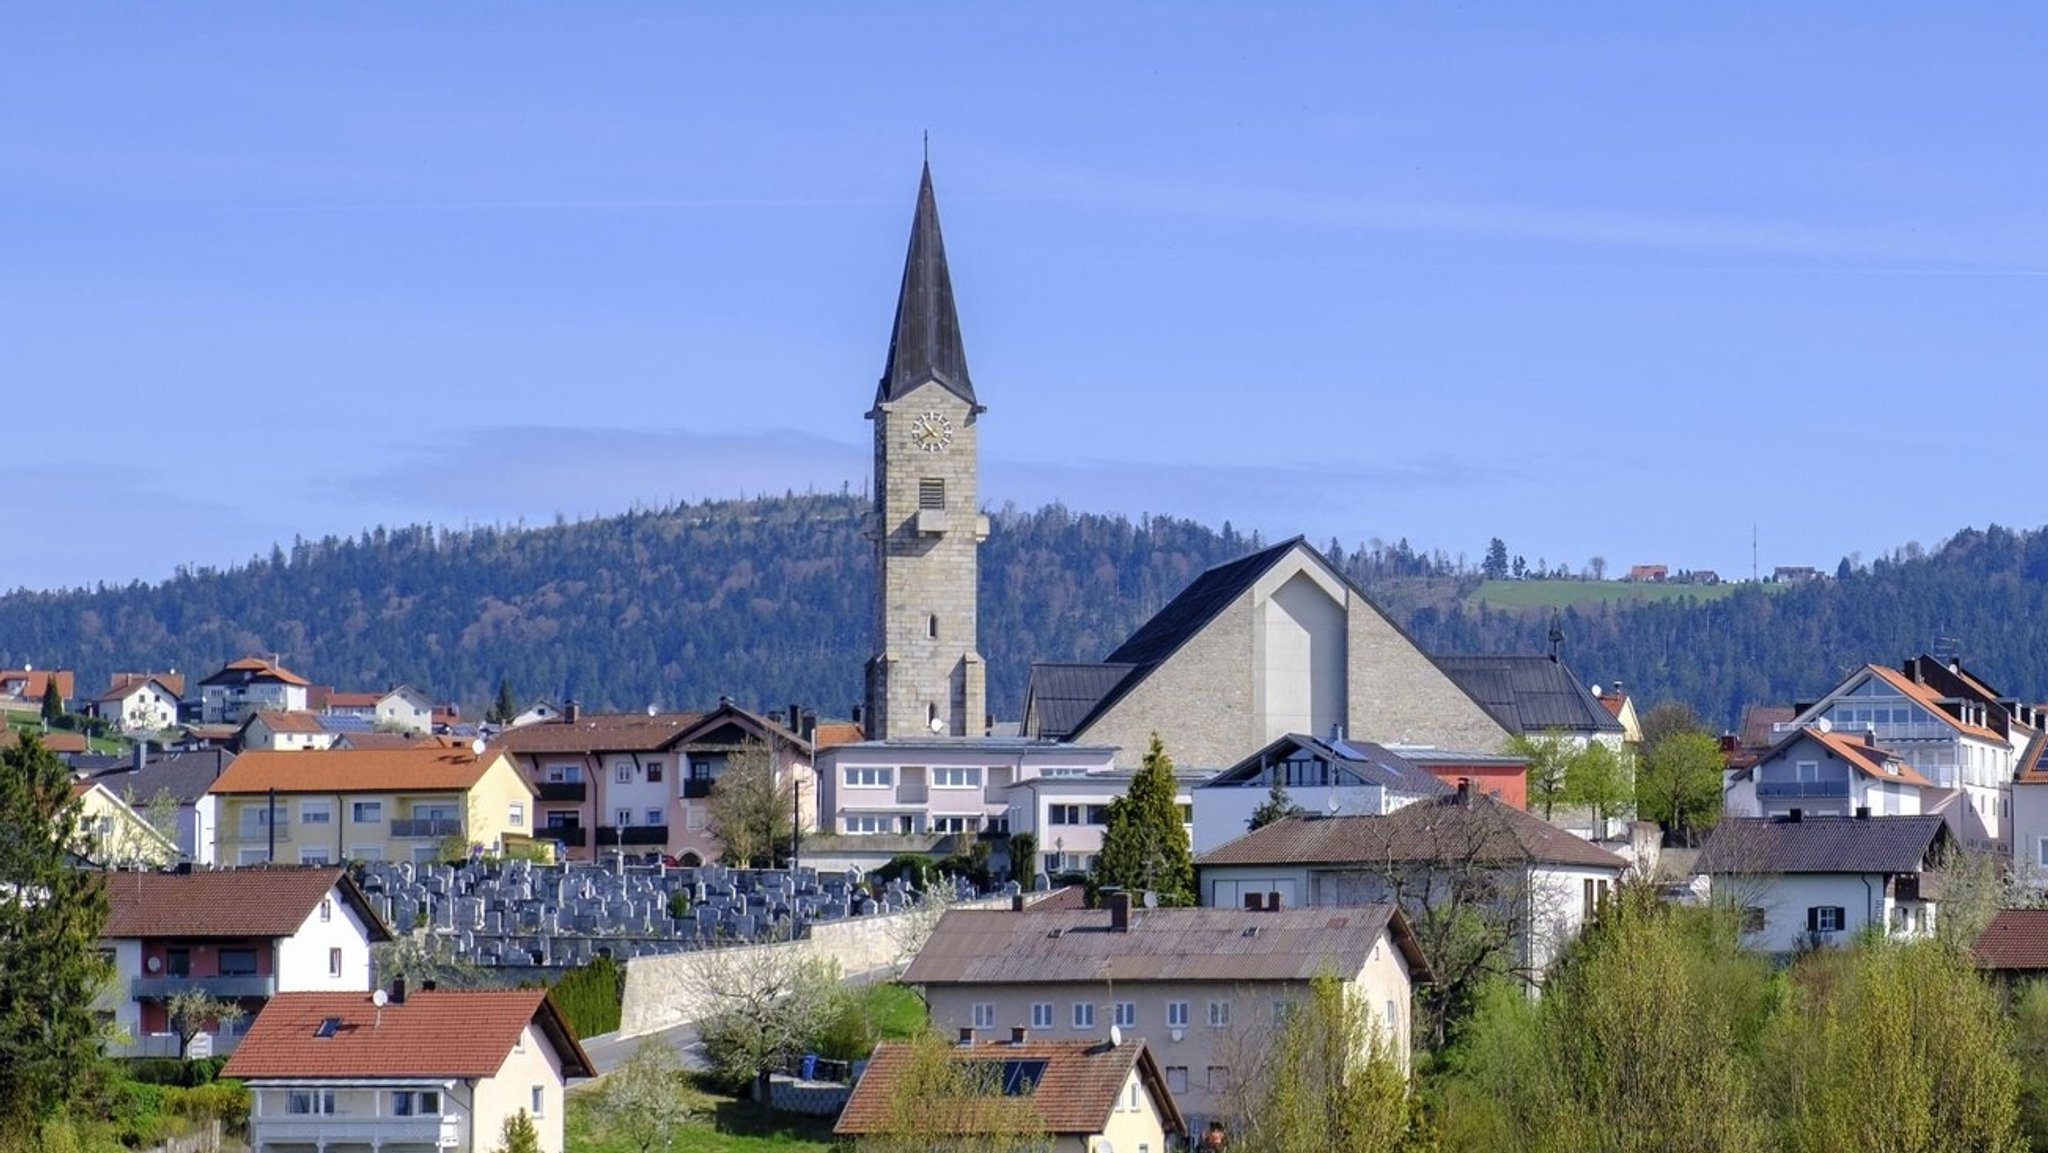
[391,977,407,1005]
[1329,721,1345,743]
[422,979,437,992]
[1856,806,1872,820]
[1011,893,1027,912]
[564,699,581,724]
[1243,892,1264,910]
[1010,1026,1029,1045]
[131,743,147,774]
[801,710,817,741]
[1107,890,1132,932]
[851,703,865,729]
[1457,778,1474,806]
[1787,808,1803,823]
[1265,891,1283,911]
[957,1026,975,1046]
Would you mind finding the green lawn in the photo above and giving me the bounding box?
[855,982,927,1041]
[1466,578,1770,610]
[567,1080,836,1153]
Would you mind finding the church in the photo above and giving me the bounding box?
[809,162,1545,873]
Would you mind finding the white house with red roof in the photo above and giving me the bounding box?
[198,657,312,725]
[99,866,391,1058]
[225,985,593,1153]
[1724,725,1932,822]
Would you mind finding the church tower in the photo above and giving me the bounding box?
[864,162,988,740]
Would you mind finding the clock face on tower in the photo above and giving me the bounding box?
[910,410,954,453]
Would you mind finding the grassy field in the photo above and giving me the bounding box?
[567,1079,837,1153]
[1467,578,1769,610]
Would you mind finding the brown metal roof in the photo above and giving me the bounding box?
[1197,794,1627,872]
[902,904,1426,986]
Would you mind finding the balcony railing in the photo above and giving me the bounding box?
[546,827,588,847]
[682,779,714,799]
[133,975,276,1000]
[536,781,587,802]
[1756,779,1851,799]
[896,786,929,805]
[390,818,463,838]
[236,819,290,839]
[596,826,670,847]
[252,1116,455,1146]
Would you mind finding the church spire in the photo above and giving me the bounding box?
[877,161,977,409]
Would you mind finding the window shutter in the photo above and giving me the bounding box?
[1830,906,1845,929]
[1807,907,1820,932]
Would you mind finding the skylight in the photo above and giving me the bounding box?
[314,1017,342,1038]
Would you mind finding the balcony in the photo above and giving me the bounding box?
[1756,778,1850,799]
[596,826,670,847]
[253,1115,455,1147]
[133,974,275,1000]
[682,779,714,799]
[537,781,587,802]
[391,818,463,839]
[546,826,587,847]
[235,819,289,840]
[896,785,929,805]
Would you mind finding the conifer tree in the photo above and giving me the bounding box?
[490,677,518,725]
[0,733,111,1142]
[1092,734,1195,906]
[38,679,61,723]
[1249,775,1300,831]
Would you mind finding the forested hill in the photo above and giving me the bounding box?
[3,495,2045,730]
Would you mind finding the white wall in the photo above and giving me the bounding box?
[1710,872,1895,954]
[2013,782,2048,881]
[275,887,377,993]
[1256,570,1348,744]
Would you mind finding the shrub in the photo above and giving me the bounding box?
[552,954,623,1039]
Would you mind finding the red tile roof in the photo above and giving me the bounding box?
[102,866,391,941]
[102,672,185,700]
[0,669,75,701]
[223,988,592,1079]
[210,747,520,795]
[3,729,88,753]
[212,657,312,688]
[1864,665,2005,743]
[1975,909,2048,970]
[1781,727,1933,788]
[493,712,708,755]
[835,1038,1184,1139]
[244,710,330,735]
[812,721,866,749]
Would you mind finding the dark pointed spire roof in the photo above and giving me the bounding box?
[877,162,978,409]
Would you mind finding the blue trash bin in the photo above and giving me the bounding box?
[800,1053,818,1081]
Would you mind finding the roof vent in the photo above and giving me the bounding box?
[1047,927,1064,939]
[1242,925,1260,939]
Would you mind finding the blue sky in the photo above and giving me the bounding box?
[5,4,2046,591]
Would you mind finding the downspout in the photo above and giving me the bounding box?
[1862,875,1877,938]
[336,792,344,862]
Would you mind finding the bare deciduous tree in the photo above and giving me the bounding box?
[592,1040,695,1153]
[706,740,794,869]
[696,946,841,1113]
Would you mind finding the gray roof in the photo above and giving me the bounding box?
[1696,815,1951,876]
[903,904,1428,985]
[79,750,235,805]
[1198,796,1627,872]
[1200,733,1452,797]
[1435,655,1624,736]
[876,162,976,409]
[1021,663,1138,742]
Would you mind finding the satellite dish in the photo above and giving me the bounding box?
[929,716,945,734]
[1142,890,1158,909]
[146,956,163,973]
[1816,718,1833,734]
[646,704,658,717]
[470,738,487,757]
[1591,684,1604,698]
[371,989,389,1008]
[1108,1023,1124,1048]
[1326,793,1342,814]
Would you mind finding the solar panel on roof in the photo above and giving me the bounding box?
[1000,1059,1047,1095]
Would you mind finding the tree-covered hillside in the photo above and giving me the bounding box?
[3,495,2043,730]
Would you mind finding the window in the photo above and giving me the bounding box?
[927,614,939,639]
[928,703,940,727]
[646,808,663,826]
[298,848,332,865]
[2035,836,2048,870]
[1386,1000,1399,1029]
[1582,877,1611,919]
[919,477,946,509]
[1272,1000,1295,1024]
[328,948,343,977]
[1165,1066,1189,1094]
[165,948,191,977]
[1073,1002,1095,1029]
[351,801,382,823]
[299,800,331,825]
[933,767,982,788]
[508,803,525,826]
[531,1085,546,1117]
[931,816,974,834]
[1048,804,1082,825]
[646,760,664,783]
[1167,1001,1189,1029]
[544,764,581,783]
[1085,805,1110,825]
[1114,1002,1136,1028]
[391,1089,442,1116]
[1809,906,1846,933]
[1208,1001,1230,1028]
[973,1003,997,1029]
[845,815,891,835]
[319,898,332,922]
[615,809,632,827]
[616,764,633,783]
[844,767,894,788]
[1206,1066,1230,1093]
[1031,1002,1054,1029]
[545,811,580,829]
[1741,906,1766,933]
[219,948,258,977]
[288,1090,336,1115]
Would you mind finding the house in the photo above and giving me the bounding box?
[98,866,391,1058]
[507,700,561,729]
[1781,655,2037,849]
[199,657,312,725]
[0,727,89,754]
[70,780,178,867]
[1591,683,1641,744]
[1195,788,1627,981]
[1723,725,1931,822]
[237,710,340,753]
[1006,765,1202,876]
[89,674,183,733]
[902,893,1427,1136]
[835,1034,1187,1153]
[493,701,819,865]
[224,985,593,1153]
[312,688,383,718]
[1697,813,1952,954]
[1190,732,1450,854]
[1383,745,1531,810]
[0,666,74,710]
[1773,566,1823,583]
[1973,908,2048,982]
[812,737,1121,875]
[1432,655,1627,750]
[206,746,537,865]
[1625,564,1668,583]
[77,748,236,864]
[375,685,436,736]
[1019,538,1513,772]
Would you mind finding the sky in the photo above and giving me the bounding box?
[5,4,2047,591]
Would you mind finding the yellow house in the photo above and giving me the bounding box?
[208,746,537,866]
[71,780,178,867]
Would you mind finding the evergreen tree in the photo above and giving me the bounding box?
[0,733,111,1141]
[1091,734,1195,906]
[1249,776,1301,831]
[490,1109,542,1153]
[38,679,60,723]
[1483,537,1510,581]
[490,677,518,725]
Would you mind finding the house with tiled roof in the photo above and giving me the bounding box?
[198,657,311,725]
[206,746,535,866]
[88,673,183,732]
[78,748,235,863]
[1697,814,1952,954]
[1190,732,1452,854]
[1591,682,1641,743]
[236,710,339,753]
[1724,725,1933,823]
[1973,908,2048,979]
[903,893,1426,1136]
[225,985,592,1153]
[1197,788,1626,981]
[1018,538,1512,773]
[98,866,390,1059]
[0,666,74,710]
[70,779,178,867]
[835,1034,1187,1153]
[1782,655,2040,850]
